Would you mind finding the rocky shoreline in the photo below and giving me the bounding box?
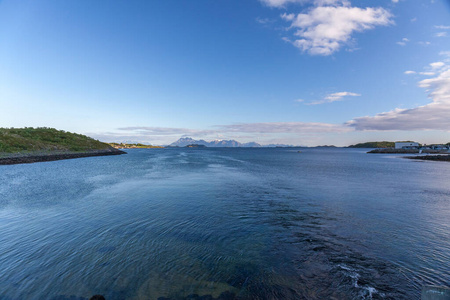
[367,148,448,154]
[0,149,126,165]
[405,155,450,162]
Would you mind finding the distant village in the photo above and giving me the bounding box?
[394,142,450,151]
[367,141,450,155]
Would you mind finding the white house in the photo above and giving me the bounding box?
[395,142,419,149]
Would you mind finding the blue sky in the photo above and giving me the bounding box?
[0,0,449,146]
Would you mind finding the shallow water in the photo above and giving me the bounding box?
[0,148,448,299]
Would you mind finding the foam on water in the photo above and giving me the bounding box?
[338,264,386,299]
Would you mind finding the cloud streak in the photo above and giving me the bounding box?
[307,91,361,105]
[218,122,352,133]
[117,126,217,137]
[260,0,306,8]
[396,37,409,46]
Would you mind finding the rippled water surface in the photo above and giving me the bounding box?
[0,148,449,299]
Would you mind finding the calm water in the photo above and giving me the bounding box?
[0,148,449,300]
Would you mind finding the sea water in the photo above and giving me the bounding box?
[0,148,448,299]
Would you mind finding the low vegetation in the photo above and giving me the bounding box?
[109,143,163,149]
[348,141,395,148]
[0,127,111,154]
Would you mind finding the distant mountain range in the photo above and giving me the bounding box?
[168,137,293,148]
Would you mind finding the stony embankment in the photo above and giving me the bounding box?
[368,149,447,154]
[0,149,126,165]
[405,155,450,162]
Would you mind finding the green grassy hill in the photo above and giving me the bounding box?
[348,141,395,148]
[0,127,112,154]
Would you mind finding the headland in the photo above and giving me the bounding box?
[0,127,126,165]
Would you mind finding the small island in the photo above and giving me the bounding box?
[185,144,207,148]
[0,127,126,165]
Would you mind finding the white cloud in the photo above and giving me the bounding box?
[307,91,361,105]
[430,61,445,70]
[419,72,435,76]
[404,70,416,75]
[347,62,450,131]
[419,68,450,103]
[435,32,447,37]
[281,12,295,21]
[281,2,393,55]
[440,51,450,57]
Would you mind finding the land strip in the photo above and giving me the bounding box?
[405,155,450,162]
[0,149,126,165]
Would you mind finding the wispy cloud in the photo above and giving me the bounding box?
[347,61,450,131]
[405,70,436,76]
[419,72,435,76]
[256,17,273,25]
[260,0,344,8]
[435,25,450,30]
[396,37,409,46]
[306,91,361,105]
[279,1,392,55]
[433,25,449,38]
[259,0,306,8]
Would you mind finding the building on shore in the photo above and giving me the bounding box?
[395,142,419,149]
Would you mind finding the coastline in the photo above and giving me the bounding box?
[405,154,450,162]
[367,148,448,154]
[0,149,126,165]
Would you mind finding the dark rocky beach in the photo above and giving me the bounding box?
[405,154,450,162]
[0,149,126,165]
